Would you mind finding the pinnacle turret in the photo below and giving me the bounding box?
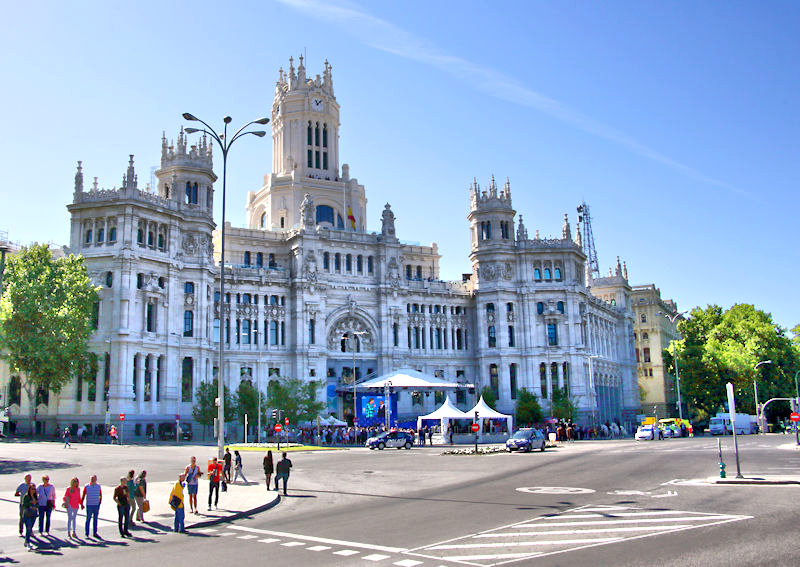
[562,213,572,240]
[74,161,83,193]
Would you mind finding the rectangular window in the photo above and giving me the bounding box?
[643,348,651,363]
[184,282,195,294]
[413,327,420,349]
[146,303,155,333]
[181,357,193,403]
[488,325,497,348]
[547,323,558,346]
[270,321,279,346]
[242,319,251,344]
[307,149,313,167]
[323,152,328,170]
[508,325,515,347]
[281,321,286,346]
[309,318,316,344]
[183,310,194,337]
[635,348,640,363]
[91,301,100,330]
[489,364,499,400]
[76,373,83,402]
[393,323,399,347]
[315,150,320,168]
[510,364,518,400]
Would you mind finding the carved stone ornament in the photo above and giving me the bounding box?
[304,250,318,282]
[479,262,513,281]
[327,317,374,351]
[381,203,396,237]
[300,193,315,229]
[182,233,198,256]
[184,293,194,307]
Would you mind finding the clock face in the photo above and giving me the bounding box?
[311,98,323,111]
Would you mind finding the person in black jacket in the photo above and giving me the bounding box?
[274,453,292,495]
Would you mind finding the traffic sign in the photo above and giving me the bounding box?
[274,423,283,432]
[471,423,479,433]
[790,412,800,422]
[284,417,289,425]
[119,413,126,421]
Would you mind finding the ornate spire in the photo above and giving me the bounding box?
[161,131,168,161]
[92,177,98,191]
[535,229,541,240]
[488,174,498,197]
[297,54,306,83]
[574,221,582,247]
[562,213,572,240]
[323,59,333,94]
[516,214,528,240]
[615,256,622,277]
[124,155,137,190]
[504,177,511,199]
[74,161,83,193]
[622,261,628,280]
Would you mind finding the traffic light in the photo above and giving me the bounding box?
[271,409,278,420]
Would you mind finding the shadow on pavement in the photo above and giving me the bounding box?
[0,460,77,476]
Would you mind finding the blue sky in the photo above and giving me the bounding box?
[1,1,798,328]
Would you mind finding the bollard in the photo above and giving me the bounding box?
[717,438,726,478]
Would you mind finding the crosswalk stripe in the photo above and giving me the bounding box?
[393,561,423,567]
[281,541,305,547]
[475,525,692,537]
[429,537,621,550]
[515,516,735,528]
[307,545,331,551]
[333,550,360,556]
[363,554,391,561]
[237,535,258,540]
[229,525,406,553]
[258,538,280,543]
[445,552,541,561]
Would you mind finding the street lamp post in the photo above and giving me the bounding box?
[182,113,268,459]
[344,330,367,425]
[657,310,688,420]
[753,359,772,434]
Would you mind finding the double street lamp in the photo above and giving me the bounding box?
[753,359,772,434]
[657,310,688,420]
[182,113,268,459]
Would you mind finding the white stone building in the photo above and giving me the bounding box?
[1,57,640,437]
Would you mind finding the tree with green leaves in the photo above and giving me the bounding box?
[665,304,800,423]
[192,379,236,438]
[515,389,543,426]
[0,244,98,430]
[266,376,325,424]
[235,380,267,428]
[479,386,497,409]
[550,387,578,421]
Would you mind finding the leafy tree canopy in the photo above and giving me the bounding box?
[479,386,497,409]
[550,387,578,422]
[515,389,543,426]
[235,379,267,425]
[192,379,236,426]
[665,304,799,422]
[266,376,325,425]
[0,244,98,417]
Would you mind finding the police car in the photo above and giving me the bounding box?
[366,430,414,450]
[505,428,546,452]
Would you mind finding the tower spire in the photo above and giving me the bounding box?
[74,161,83,193]
[562,213,571,240]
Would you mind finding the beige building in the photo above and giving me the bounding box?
[630,284,682,418]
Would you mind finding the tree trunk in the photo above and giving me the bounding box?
[24,382,36,437]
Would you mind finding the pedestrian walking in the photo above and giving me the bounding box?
[81,475,102,538]
[21,484,38,551]
[274,452,292,495]
[184,456,202,514]
[134,471,147,522]
[126,470,137,527]
[113,476,132,538]
[36,475,56,535]
[15,474,35,537]
[427,427,433,445]
[222,447,232,483]
[418,427,425,446]
[233,450,248,483]
[169,473,186,533]
[63,477,82,538]
[63,427,72,449]
[208,457,221,510]
[263,450,274,489]
[109,425,118,444]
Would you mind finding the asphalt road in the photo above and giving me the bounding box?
[3,434,799,566]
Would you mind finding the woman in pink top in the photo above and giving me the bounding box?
[63,477,82,538]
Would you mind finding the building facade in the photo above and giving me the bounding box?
[630,284,682,418]
[1,57,641,437]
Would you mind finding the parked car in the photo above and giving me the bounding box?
[158,422,193,441]
[366,430,414,450]
[635,425,658,440]
[505,428,546,452]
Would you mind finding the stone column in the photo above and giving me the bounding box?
[135,353,145,415]
[150,355,158,415]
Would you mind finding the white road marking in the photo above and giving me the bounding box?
[429,538,621,550]
[516,486,596,494]
[216,532,237,537]
[195,527,217,533]
[515,515,737,527]
[258,538,280,543]
[229,525,406,553]
[363,553,391,561]
[333,550,360,556]
[236,535,258,540]
[281,541,305,547]
[307,545,331,551]
[476,525,693,536]
[445,552,540,561]
[393,561,423,567]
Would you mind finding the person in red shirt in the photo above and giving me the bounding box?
[207,458,221,510]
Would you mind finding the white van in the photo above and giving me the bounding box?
[709,413,758,435]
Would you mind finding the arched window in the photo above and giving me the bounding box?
[109,227,117,242]
[105,272,113,288]
[183,310,194,337]
[85,229,92,244]
[489,364,499,400]
[642,332,649,340]
[509,364,518,400]
[242,293,251,304]
[345,254,352,272]
[147,231,154,247]
[323,124,328,148]
[534,267,541,280]
[551,362,559,386]
[184,282,195,294]
[356,255,363,274]
[241,320,251,344]
[537,302,544,314]
[334,253,341,272]
[256,252,263,268]
[260,212,266,228]
[544,268,552,280]
[97,228,105,243]
[243,251,251,266]
[406,265,412,279]
[307,121,312,146]
[323,252,330,271]
[554,267,562,280]
[415,266,422,280]
[487,325,496,348]
[557,301,565,314]
[269,321,279,346]
[157,233,165,250]
[641,313,647,323]
[137,229,143,245]
[268,253,276,268]
[316,205,335,226]
[506,302,513,313]
[367,256,374,274]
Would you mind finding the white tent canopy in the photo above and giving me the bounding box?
[357,368,473,390]
[466,395,514,433]
[416,396,468,434]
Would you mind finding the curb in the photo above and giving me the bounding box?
[712,479,800,486]
[189,493,281,529]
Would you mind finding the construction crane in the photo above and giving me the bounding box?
[576,202,600,282]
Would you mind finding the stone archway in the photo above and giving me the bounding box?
[326,316,376,353]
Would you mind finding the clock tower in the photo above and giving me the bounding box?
[271,55,340,178]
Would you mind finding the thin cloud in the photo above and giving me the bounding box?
[280,0,742,194]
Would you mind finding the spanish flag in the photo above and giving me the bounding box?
[347,206,356,230]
